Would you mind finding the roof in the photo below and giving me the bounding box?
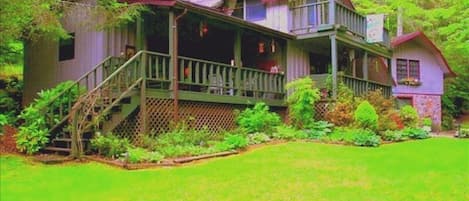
[122,0,295,39]
[392,31,456,77]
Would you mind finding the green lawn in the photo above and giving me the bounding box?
[1,138,468,201]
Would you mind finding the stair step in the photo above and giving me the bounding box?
[53,138,90,142]
[120,97,131,104]
[44,147,71,152]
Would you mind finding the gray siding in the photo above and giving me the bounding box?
[286,41,310,82]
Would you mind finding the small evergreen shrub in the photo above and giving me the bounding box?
[235,102,281,133]
[354,101,378,130]
[215,134,249,151]
[382,130,406,142]
[399,105,419,128]
[285,77,320,128]
[90,134,131,158]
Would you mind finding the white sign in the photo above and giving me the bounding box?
[366,14,384,43]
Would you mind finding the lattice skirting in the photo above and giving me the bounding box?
[112,98,287,142]
[315,101,333,121]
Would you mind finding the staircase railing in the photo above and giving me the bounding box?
[43,56,124,133]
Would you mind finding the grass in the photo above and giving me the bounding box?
[1,138,468,201]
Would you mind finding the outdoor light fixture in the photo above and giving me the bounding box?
[258,41,265,53]
[271,39,276,53]
[199,21,208,37]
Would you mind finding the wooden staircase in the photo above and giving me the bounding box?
[41,52,146,155]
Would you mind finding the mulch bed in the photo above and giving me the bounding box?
[33,154,75,164]
[0,125,18,154]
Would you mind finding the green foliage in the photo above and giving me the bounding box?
[352,129,381,147]
[16,81,82,154]
[382,130,406,142]
[235,102,281,134]
[354,101,379,130]
[285,77,320,128]
[247,132,271,145]
[90,134,130,158]
[0,114,8,134]
[124,147,164,164]
[402,127,430,139]
[422,118,432,127]
[215,134,249,151]
[306,121,334,139]
[272,125,308,140]
[326,83,357,127]
[321,127,381,147]
[458,127,469,138]
[399,105,420,128]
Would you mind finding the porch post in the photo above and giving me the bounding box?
[168,10,179,121]
[140,52,147,135]
[330,34,338,99]
[328,0,336,25]
[387,58,392,97]
[136,16,144,51]
[234,30,242,96]
[363,51,368,80]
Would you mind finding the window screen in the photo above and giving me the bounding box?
[246,0,266,21]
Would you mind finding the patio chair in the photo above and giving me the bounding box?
[208,74,223,95]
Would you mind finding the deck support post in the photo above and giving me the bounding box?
[330,34,338,99]
[234,30,242,96]
[70,111,80,158]
[169,10,179,122]
[363,51,368,80]
[140,52,147,135]
[328,0,336,25]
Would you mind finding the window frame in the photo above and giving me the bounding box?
[59,33,75,61]
[396,58,420,81]
[245,0,266,21]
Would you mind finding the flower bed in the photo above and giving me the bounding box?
[0,125,18,153]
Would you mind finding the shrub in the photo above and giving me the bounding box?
[248,132,271,145]
[363,89,395,115]
[16,81,83,154]
[399,105,419,128]
[402,127,430,139]
[272,125,308,140]
[235,102,281,133]
[382,130,405,142]
[124,147,164,164]
[90,133,131,158]
[422,118,432,127]
[326,102,354,126]
[458,127,469,138]
[352,129,381,147]
[285,77,320,128]
[215,134,249,151]
[0,114,8,134]
[306,121,334,139]
[354,101,378,130]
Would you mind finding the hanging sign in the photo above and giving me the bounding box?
[366,14,384,43]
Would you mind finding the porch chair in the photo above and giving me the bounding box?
[208,74,223,95]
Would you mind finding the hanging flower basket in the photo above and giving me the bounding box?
[398,77,422,86]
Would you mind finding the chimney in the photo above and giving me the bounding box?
[397,7,403,36]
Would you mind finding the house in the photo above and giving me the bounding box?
[23,0,392,153]
[391,31,455,130]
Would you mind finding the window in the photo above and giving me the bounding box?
[245,0,266,21]
[59,33,75,61]
[396,58,420,81]
[396,97,413,108]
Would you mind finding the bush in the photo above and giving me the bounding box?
[215,134,249,151]
[235,102,281,133]
[377,111,401,132]
[352,129,381,147]
[326,102,354,126]
[248,132,271,145]
[272,125,308,140]
[124,147,164,164]
[382,130,405,142]
[90,134,131,158]
[306,121,334,139]
[399,105,419,128]
[363,89,395,115]
[285,77,320,128]
[354,101,378,130]
[0,114,8,134]
[402,127,430,139]
[16,81,82,154]
[458,127,469,138]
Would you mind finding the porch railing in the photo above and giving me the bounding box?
[340,74,392,97]
[178,56,285,100]
[289,0,390,47]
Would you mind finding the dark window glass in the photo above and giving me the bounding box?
[396,58,420,81]
[246,0,266,21]
[409,60,420,79]
[59,33,75,61]
[396,59,408,80]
